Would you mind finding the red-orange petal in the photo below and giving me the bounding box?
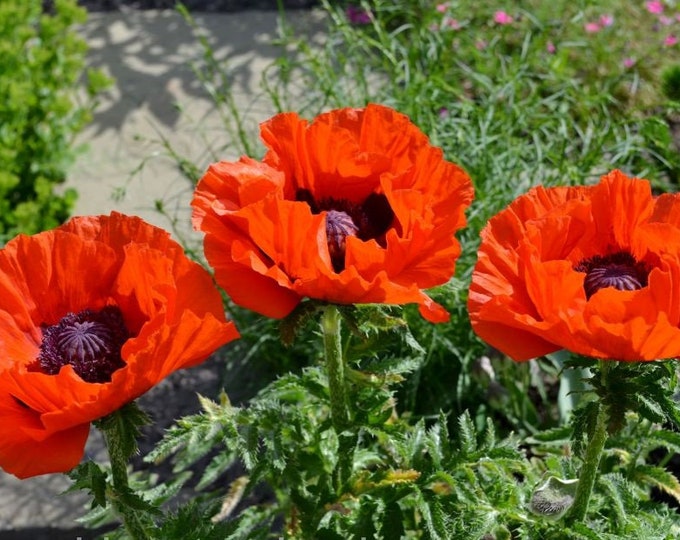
[0,388,90,479]
[469,170,680,361]
[0,213,238,477]
[193,104,474,321]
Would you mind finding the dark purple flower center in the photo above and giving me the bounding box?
[296,189,394,272]
[38,306,129,383]
[574,251,649,300]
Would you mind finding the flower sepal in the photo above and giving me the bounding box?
[95,401,151,462]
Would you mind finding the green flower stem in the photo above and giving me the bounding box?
[568,361,611,523]
[321,305,350,432]
[320,305,356,492]
[101,408,151,540]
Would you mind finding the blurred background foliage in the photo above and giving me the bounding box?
[0,0,109,243]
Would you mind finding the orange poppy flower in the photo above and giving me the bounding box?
[468,169,680,362]
[0,213,239,478]
[191,104,474,323]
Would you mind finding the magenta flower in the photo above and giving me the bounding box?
[599,14,614,27]
[346,5,372,25]
[623,57,635,68]
[546,41,556,54]
[584,22,601,33]
[493,10,514,25]
[444,17,461,30]
[664,34,678,46]
[436,2,449,13]
[646,1,664,14]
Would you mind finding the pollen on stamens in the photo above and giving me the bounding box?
[38,306,129,383]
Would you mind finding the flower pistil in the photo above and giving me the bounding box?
[296,189,394,272]
[575,251,649,299]
[38,306,129,383]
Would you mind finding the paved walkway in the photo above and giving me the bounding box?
[0,6,323,537]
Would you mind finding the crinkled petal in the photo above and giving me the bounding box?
[469,170,680,361]
[193,104,473,322]
[0,214,238,478]
[0,390,89,479]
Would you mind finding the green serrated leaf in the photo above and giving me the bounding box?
[96,402,150,460]
[381,501,406,539]
[157,500,233,540]
[637,393,667,424]
[569,522,605,539]
[525,425,571,444]
[458,411,477,456]
[658,393,680,429]
[649,428,680,454]
[113,484,162,515]
[353,498,379,539]
[415,487,448,539]
[279,300,323,346]
[66,461,108,508]
[633,465,680,504]
[599,473,631,527]
[571,400,598,457]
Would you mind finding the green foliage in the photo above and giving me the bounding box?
[0,0,109,241]
[662,65,680,103]
[60,2,680,538]
[67,461,109,509]
[254,0,680,431]
[95,402,152,460]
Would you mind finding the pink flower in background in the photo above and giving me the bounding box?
[346,5,372,25]
[646,1,664,14]
[436,2,449,13]
[659,15,674,25]
[546,41,556,54]
[623,57,635,68]
[584,22,601,33]
[438,107,449,118]
[676,13,680,22]
[664,34,678,46]
[444,17,461,30]
[476,40,488,50]
[599,14,614,27]
[493,10,514,25]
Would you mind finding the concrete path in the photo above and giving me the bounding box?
[0,6,323,537]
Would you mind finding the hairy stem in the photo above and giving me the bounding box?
[320,305,356,493]
[321,305,350,432]
[101,408,151,540]
[567,361,611,522]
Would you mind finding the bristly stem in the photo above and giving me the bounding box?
[567,360,611,522]
[100,406,152,540]
[321,305,350,432]
[320,305,355,492]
